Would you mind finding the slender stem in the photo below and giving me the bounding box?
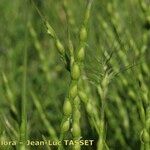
[19,1,28,149]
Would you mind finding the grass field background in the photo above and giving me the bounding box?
[0,0,150,149]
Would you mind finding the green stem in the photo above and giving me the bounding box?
[19,1,29,149]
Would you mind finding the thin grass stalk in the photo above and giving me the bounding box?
[19,1,29,149]
[31,91,58,141]
[19,30,28,150]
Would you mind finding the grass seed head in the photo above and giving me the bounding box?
[74,110,81,119]
[45,21,56,38]
[72,123,81,137]
[87,102,93,114]
[71,63,80,80]
[141,129,150,143]
[79,91,88,103]
[80,27,87,42]
[56,40,65,55]
[77,47,85,62]
[61,120,70,133]
[69,84,78,99]
[73,144,80,150]
[63,99,72,116]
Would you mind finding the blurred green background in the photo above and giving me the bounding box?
[0,0,150,150]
